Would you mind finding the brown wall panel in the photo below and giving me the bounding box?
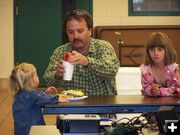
[94,25,180,66]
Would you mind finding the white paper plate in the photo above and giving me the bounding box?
[68,96,88,102]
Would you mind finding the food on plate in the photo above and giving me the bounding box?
[66,90,84,97]
[57,93,73,99]
[57,90,85,99]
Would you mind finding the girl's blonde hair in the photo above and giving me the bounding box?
[144,32,177,65]
[10,63,37,98]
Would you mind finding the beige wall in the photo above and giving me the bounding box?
[1,0,180,78]
[0,0,13,78]
[93,0,180,26]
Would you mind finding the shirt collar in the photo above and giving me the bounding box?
[66,43,73,52]
[87,38,95,55]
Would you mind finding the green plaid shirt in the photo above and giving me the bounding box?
[43,38,120,96]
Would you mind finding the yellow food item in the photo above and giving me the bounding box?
[67,90,84,97]
[57,90,84,98]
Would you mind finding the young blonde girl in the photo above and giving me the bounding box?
[10,63,68,135]
[140,32,180,96]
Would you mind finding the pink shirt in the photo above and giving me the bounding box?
[140,63,180,96]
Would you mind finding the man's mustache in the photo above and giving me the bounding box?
[73,39,83,44]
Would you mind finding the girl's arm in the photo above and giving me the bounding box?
[159,66,180,96]
[32,90,68,105]
[141,72,154,96]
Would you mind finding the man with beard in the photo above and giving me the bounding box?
[43,9,120,96]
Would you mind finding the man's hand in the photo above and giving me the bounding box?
[55,60,65,79]
[69,50,89,66]
[55,51,88,79]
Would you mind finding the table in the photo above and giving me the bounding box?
[42,95,180,114]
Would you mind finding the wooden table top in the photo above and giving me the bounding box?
[42,95,180,114]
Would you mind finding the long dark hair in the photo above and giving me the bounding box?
[144,32,177,65]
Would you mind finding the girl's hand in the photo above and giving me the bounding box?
[151,83,161,96]
[44,86,57,95]
[177,88,180,95]
[59,97,69,103]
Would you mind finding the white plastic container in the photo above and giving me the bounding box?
[63,53,74,81]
